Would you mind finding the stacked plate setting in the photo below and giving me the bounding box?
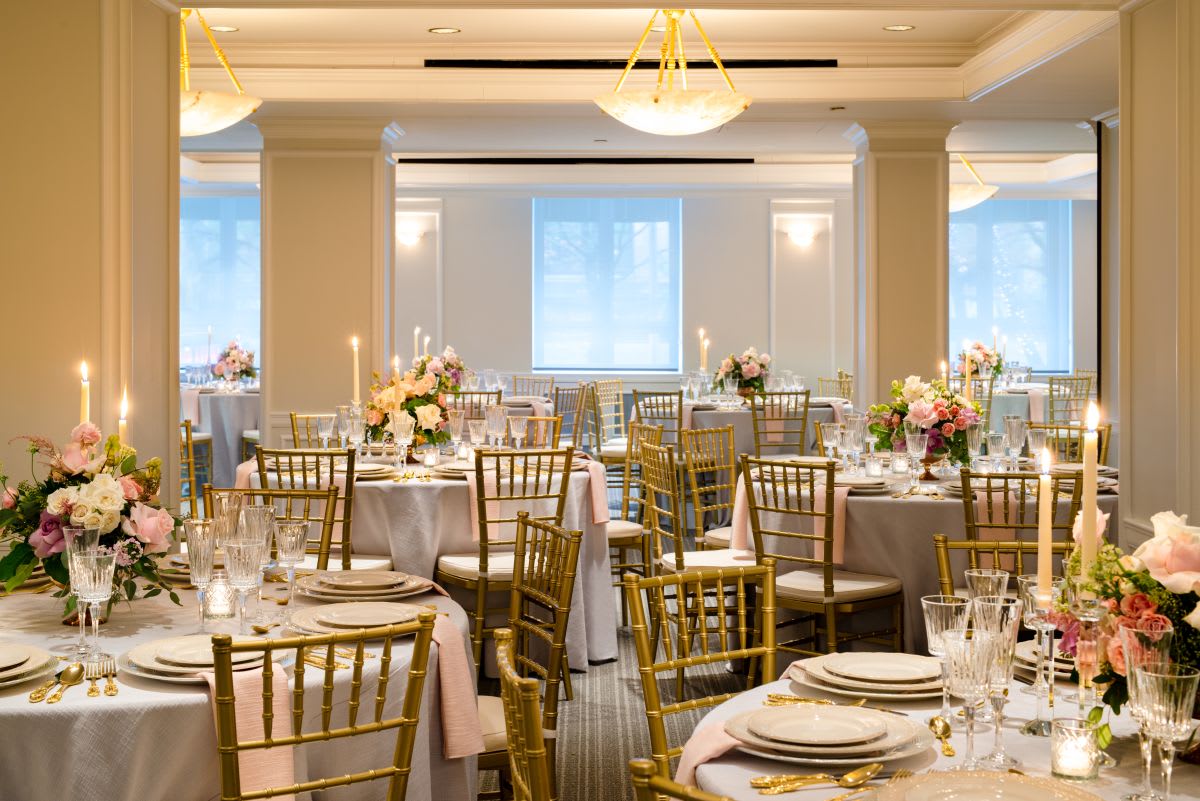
[335,462,393,481]
[723,703,934,766]
[788,653,945,702]
[121,634,278,685]
[0,643,57,689]
[431,460,472,481]
[501,396,549,408]
[1014,639,1074,682]
[289,600,423,635]
[828,475,889,495]
[296,570,433,603]
[158,551,222,588]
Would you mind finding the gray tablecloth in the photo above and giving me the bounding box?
[690,406,837,457]
[990,392,1031,432]
[196,391,260,487]
[0,587,476,801]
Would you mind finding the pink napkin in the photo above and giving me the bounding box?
[682,402,694,431]
[764,405,786,445]
[181,388,202,427]
[730,476,849,564]
[975,489,1018,570]
[465,470,501,542]
[573,455,612,525]
[432,615,486,759]
[529,399,551,417]
[830,402,847,425]
[235,459,256,489]
[674,722,739,786]
[1027,389,1047,423]
[202,668,296,801]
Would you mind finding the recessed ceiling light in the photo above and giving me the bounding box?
[427,27,461,35]
[883,24,916,32]
[209,25,239,33]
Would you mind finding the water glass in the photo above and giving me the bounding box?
[964,568,1009,599]
[183,519,217,630]
[467,419,488,458]
[509,416,528,449]
[486,404,509,448]
[447,408,466,454]
[225,541,265,635]
[1004,416,1027,469]
[391,412,416,467]
[722,374,739,399]
[966,423,984,467]
[986,432,1008,470]
[208,489,244,547]
[316,413,335,448]
[1017,574,1065,735]
[1135,664,1200,801]
[921,594,971,723]
[70,552,117,664]
[335,405,353,446]
[482,368,497,391]
[63,526,100,657]
[348,408,366,454]
[905,432,928,488]
[1120,619,1176,801]
[972,595,1025,768]
[844,413,866,473]
[1026,427,1048,457]
[465,373,480,391]
[820,423,843,465]
[942,627,998,770]
[275,522,308,607]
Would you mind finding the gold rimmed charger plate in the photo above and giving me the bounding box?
[0,643,33,673]
[745,704,887,746]
[313,601,422,629]
[0,645,55,685]
[300,573,428,598]
[289,602,422,635]
[0,656,57,689]
[317,570,414,591]
[787,662,944,701]
[154,634,263,668]
[821,653,941,684]
[725,709,919,758]
[804,656,942,693]
[733,722,933,766]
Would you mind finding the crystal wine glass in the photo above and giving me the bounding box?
[508,415,528,450]
[496,374,510,396]
[844,413,866,474]
[447,408,467,458]
[1066,573,1107,713]
[486,404,509,448]
[482,368,497,391]
[921,594,971,724]
[986,432,1008,472]
[906,432,928,490]
[183,519,217,631]
[467,418,488,458]
[316,413,335,449]
[63,526,100,658]
[820,422,843,467]
[964,568,1009,599]
[225,540,264,635]
[942,627,998,770]
[390,412,416,469]
[274,522,308,608]
[1026,427,1048,459]
[972,595,1025,768]
[1003,416,1027,470]
[722,374,739,402]
[1017,573,1065,735]
[1135,663,1200,801]
[966,423,984,469]
[1120,619,1176,801]
[208,489,244,548]
[70,551,116,665]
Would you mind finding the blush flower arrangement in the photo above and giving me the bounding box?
[956,340,1004,378]
[364,346,470,446]
[0,424,180,613]
[211,340,256,381]
[712,347,771,394]
[867,375,982,466]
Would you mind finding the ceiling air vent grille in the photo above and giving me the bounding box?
[422,59,836,70]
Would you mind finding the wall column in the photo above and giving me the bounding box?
[1118,0,1199,544]
[257,118,401,446]
[845,121,956,406]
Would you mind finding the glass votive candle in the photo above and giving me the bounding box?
[890,453,910,474]
[423,448,440,468]
[204,571,236,620]
[1051,718,1101,780]
[864,455,884,478]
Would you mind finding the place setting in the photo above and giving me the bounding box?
[119,633,285,685]
[294,569,436,603]
[287,600,425,636]
[787,653,946,703]
[0,643,58,691]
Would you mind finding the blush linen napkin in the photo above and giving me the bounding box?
[431,615,487,759]
[1026,388,1047,423]
[974,489,1019,571]
[729,476,850,563]
[572,453,612,526]
[202,668,296,801]
[674,721,740,785]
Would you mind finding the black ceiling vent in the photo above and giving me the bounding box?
[395,157,755,165]
[423,58,836,70]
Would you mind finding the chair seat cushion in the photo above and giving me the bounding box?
[703,526,733,547]
[659,549,757,572]
[776,568,902,604]
[478,695,507,752]
[606,519,644,540]
[599,441,628,458]
[242,429,260,441]
[437,551,515,581]
[191,432,213,444]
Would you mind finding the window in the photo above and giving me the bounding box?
[533,197,682,372]
[949,199,1074,372]
[179,194,261,369]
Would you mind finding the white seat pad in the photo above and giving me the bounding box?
[776,568,902,604]
[478,695,507,752]
[599,442,628,458]
[659,549,757,572]
[703,526,733,546]
[437,551,515,581]
[606,519,644,540]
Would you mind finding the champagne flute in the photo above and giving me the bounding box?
[63,526,100,657]
[1135,663,1200,801]
[943,627,998,770]
[509,416,528,450]
[906,432,928,490]
[183,519,216,631]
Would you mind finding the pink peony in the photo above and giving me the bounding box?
[941,422,956,438]
[30,512,66,558]
[213,361,226,376]
[1120,592,1158,619]
[905,399,938,430]
[121,502,174,554]
[742,362,761,379]
[1130,511,1200,593]
[428,357,444,375]
[1,487,16,510]
[70,422,102,446]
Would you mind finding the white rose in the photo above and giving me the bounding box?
[97,509,121,534]
[69,502,93,526]
[1185,603,1200,631]
[1150,510,1189,538]
[80,510,105,530]
[416,403,443,432]
[46,487,78,516]
[899,376,932,405]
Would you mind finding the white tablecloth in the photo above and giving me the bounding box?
[990,392,1032,432]
[691,406,837,457]
[694,676,1200,800]
[0,586,477,801]
[187,391,260,487]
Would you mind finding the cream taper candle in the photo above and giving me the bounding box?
[79,361,90,424]
[1080,402,1100,579]
[1037,447,1053,599]
[118,387,128,443]
[351,337,361,404]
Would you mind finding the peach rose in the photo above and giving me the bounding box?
[1,487,16,510]
[1106,634,1127,676]
[1120,592,1158,619]
[1072,505,1111,550]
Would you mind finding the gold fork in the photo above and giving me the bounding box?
[824,769,913,801]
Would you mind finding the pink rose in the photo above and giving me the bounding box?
[1101,598,1119,615]
[936,407,950,421]
[941,422,955,438]
[1138,613,1174,640]
[30,512,66,559]
[118,475,142,501]
[720,358,734,374]
[59,441,106,475]
[1072,505,1111,549]
[904,399,938,430]
[1,487,16,510]
[121,502,174,554]
[437,393,447,408]
[213,361,226,376]
[70,422,102,446]
[1120,592,1158,619]
[365,408,384,427]
[1130,512,1200,593]
[953,416,969,430]
[742,362,761,379]
[428,357,444,375]
[1106,635,1127,676]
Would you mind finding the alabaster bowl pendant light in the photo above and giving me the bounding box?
[949,153,1000,213]
[179,9,262,137]
[595,9,751,136]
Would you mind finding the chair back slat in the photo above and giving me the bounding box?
[553,383,590,449]
[947,375,995,430]
[1048,375,1093,425]
[471,448,574,573]
[180,420,199,518]
[932,533,1074,595]
[638,441,687,571]
[959,468,1083,543]
[589,379,627,448]
[253,447,356,570]
[618,423,664,524]
[449,391,502,420]
[289,413,341,449]
[748,391,811,457]
[682,426,737,536]
[1027,422,1113,465]
[496,628,554,801]
[512,375,555,399]
[633,390,685,453]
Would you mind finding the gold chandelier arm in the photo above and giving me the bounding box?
[613,10,659,93]
[656,22,670,92]
[957,154,987,187]
[179,10,191,93]
[195,9,247,96]
[664,14,678,91]
[689,10,736,93]
[675,15,688,90]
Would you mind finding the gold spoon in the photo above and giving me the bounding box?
[28,674,61,703]
[45,662,85,704]
[758,762,882,795]
[251,622,280,634]
[929,715,956,757]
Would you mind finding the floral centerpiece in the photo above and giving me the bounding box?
[956,341,1003,378]
[0,423,179,614]
[868,376,982,471]
[712,347,771,395]
[364,346,470,446]
[211,340,256,381]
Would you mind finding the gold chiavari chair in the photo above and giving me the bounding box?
[211,612,436,801]
[1048,375,1092,425]
[518,415,562,448]
[629,759,732,801]
[812,420,828,458]
[289,412,340,448]
[622,562,777,779]
[255,447,356,571]
[960,468,1083,545]
[202,483,339,566]
[552,383,589,450]
[1027,422,1113,465]
[748,390,812,457]
[682,426,737,551]
[609,423,664,624]
[512,375,555,399]
[589,378,628,457]
[478,513,582,797]
[633,390,685,456]
[932,533,1075,597]
[494,628,554,801]
[741,456,903,656]
[642,442,747,573]
[435,447,575,671]
[180,420,200,518]
[817,373,853,400]
[1074,368,1098,399]
[450,390,502,420]
[947,375,995,430]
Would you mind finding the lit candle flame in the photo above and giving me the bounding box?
[698,328,705,339]
[392,355,400,372]
[414,326,420,336]
[940,360,947,376]
[80,361,88,382]
[703,337,710,349]
[1085,401,1100,432]
[1040,447,1052,475]
[119,387,128,419]
[351,336,359,349]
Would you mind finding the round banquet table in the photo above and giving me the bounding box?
[990,391,1034,431]
[687,404,838,457]
[691,673,1199,800]
[245,465,619,671]
[182,389,260,487]
[0,585,477,801]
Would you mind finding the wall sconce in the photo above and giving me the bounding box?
[396,222,425,248]
[787,223,817,248]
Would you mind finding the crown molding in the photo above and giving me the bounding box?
[1092,107,1119,128]
[254,117,405,149]
[191,1,1120,10]
[844,120,958,152]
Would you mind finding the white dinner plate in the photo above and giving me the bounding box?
[314,602,422,629]
[734,724,933,766]
[745,705,887,746]
[0,644,32,673]
[0,645,53,682]
[849,485,892,496]
[117,653,224,684]
[809,397,850,406]
[502,396,547,406]
[154,635,263,667]
[1052,463,1118,476]
[830,476,887,488]
[0,657,57,689]
[788,663,945,701]
[804,657,943,692]
[129,644,263,677]
[335,463,391,475]
[1014,640,1072,667]
[318,571,413,591]
[298,573,428,597]
[821,653,942,683]
[874,770,1103,801]
[726,709,919,757]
